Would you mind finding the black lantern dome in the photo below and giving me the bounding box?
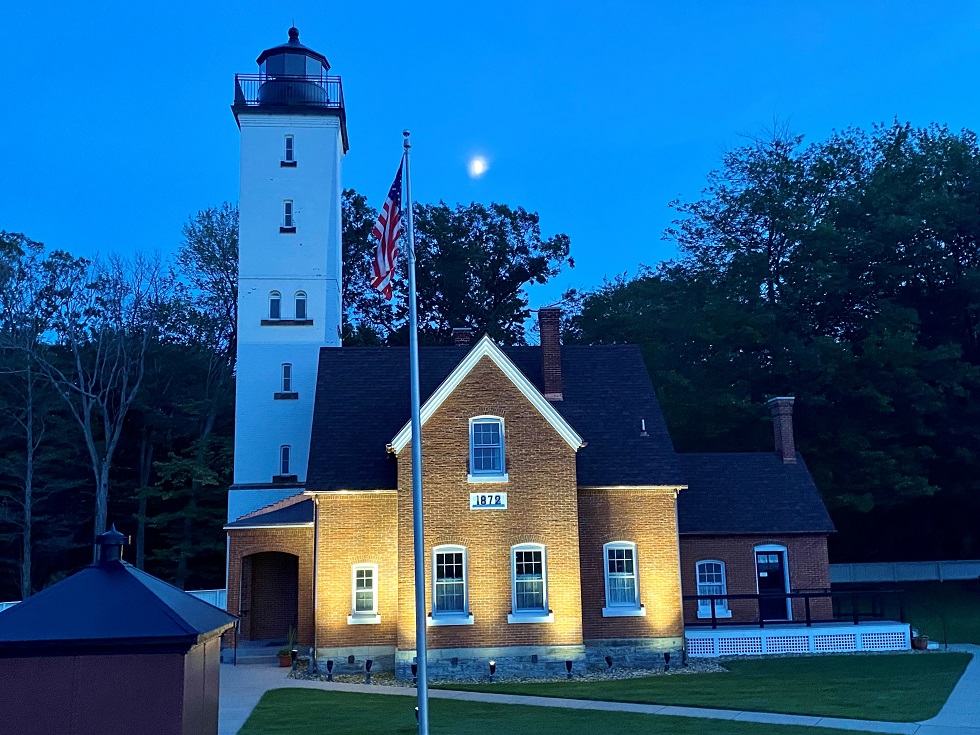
[255,27,331,106]
[258,26,329,77]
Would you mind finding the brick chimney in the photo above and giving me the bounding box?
[452,327,473,346]
[538,307,562,401]
[767,397,797,463]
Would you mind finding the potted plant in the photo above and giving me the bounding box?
[911,634,930,650]
[277,626,297,667]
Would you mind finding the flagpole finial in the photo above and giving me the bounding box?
[403,129,411,149]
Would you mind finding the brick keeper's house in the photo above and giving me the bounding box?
[224,28,845,677]
[226,308,837,676]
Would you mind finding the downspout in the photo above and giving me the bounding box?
[312,494,320,670]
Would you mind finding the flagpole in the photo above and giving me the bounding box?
[403,129,430,735]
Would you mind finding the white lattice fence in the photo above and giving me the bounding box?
[686,622,910,657]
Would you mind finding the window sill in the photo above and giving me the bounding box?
[272,474,298,484]
[427,613,474,627]
[697,608,733,619]
[347,613,381,625]
[261,319,314,327]
[507,611,554,624]
[602,605,647,618]
[280,226,296,234]
[274,392,299,400]
[467,473,509,484]
[280,160,297,167]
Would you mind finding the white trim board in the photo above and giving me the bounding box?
[389,335,585,454]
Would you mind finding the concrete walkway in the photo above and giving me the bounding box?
[219,647,980,735]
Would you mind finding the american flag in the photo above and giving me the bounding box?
[370,161,404,300]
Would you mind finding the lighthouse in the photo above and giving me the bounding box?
[228,28,348,520]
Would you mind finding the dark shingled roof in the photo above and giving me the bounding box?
[306,344,682,490]
[677,452,835,535]
[225,498,314,528]
[0,560,236,653]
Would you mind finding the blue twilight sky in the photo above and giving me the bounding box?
[1,1,979,308]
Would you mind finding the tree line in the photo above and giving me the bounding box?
[1,119,978,599]
[0,198,570,600]
[564,121,980,562]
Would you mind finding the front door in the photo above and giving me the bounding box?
[756,551,788,620]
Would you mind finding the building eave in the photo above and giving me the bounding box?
[389,335,585,454]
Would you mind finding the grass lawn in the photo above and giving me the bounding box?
[437,652,972,722]
[238,688,864,735]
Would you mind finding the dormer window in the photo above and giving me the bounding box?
[468,417,507,482]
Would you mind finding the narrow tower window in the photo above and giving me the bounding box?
[294,291,307,320]
[269,291,281,320]
[284,135,294,162]
[281,363,292,392]
[283,200,294,229]
[279,445,291,476]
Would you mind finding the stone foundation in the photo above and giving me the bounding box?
[584,637,683,669]
[312,645,395,676]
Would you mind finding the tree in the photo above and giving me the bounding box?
[33,252,167,540]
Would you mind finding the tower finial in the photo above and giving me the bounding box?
[288,25,299,41]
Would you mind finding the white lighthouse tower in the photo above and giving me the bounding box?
[228,27,348,521]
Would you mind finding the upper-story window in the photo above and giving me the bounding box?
[469,417,506,481]
[284,135,294,162]
[283,200,294,229]
[269,291,281,320]
[295,291,307,320]
[281,363,292,393]
[279,445,291,476]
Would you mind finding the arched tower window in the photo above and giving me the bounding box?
[269,291,281,320]
[295,291,307,320]
[279,445,291,476]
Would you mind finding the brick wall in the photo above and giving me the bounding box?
[314,492,398,648]
[578,488,684,641]
[396,356,584,651]
[227,527,314,645]
[679,534,831,624]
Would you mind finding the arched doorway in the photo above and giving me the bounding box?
[241,551,299,641]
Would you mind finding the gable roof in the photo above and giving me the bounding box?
[390,336,584,453]
[677,452,835,535]
[0,560,236,653]
[307,343,683,490]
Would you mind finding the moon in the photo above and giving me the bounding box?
[467,155,489,179]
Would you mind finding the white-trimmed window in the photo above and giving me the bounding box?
[269,291,281,320]
[284,135,294,162]
[347,563,381,624]
[468,417,507,482]
[602,542,645,617]
[279,445,291,476]
[294,291,307,320]
[283,200,294,228]
[429,545,473,625]
[281,363,292,393]
[696,560,731,618]
[509,544,552,623]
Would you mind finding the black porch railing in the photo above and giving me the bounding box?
[234,74,345,111]
[683,588,906,629]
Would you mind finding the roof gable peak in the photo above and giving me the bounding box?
[389,336,584,453]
